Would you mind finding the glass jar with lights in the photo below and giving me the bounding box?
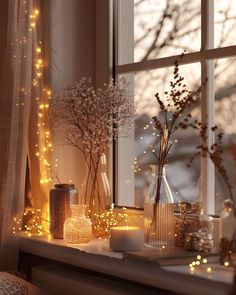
[63,205,92,244]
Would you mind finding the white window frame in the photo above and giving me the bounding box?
[110,0,236,214]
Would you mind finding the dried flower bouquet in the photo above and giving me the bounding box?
[146,61,200,244]
[152,61,200,202]
[51,78,134,216]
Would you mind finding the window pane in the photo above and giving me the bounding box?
[120,63,201,208]
[214,0,236,48]
[214,57,236,214]
[134,0,201,63]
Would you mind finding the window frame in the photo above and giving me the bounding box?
[112,0,236,214]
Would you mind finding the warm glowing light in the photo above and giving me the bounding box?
[224,261,230,267]
[25,6,54,194]
[203,259,208,264]
[12,208,49,236]
[92,205,128,239]
[207,267,212,273]
[197,255,201,260]
[111,226,140,231]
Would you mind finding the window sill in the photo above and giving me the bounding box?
[16,234,233,295]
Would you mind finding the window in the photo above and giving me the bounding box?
[113,0,236,215]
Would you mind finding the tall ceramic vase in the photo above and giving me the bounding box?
[144,165,175,248]
[49,184,79,239]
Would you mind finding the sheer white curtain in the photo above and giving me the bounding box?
[0,0,49,268]
[0,0,96,269]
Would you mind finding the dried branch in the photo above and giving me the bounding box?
[152,60,200,203]
[188,122,236,216]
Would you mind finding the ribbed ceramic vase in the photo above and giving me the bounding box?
[50,184,79,239]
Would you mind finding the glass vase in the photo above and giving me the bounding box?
[81,153,111,218]
[144,165,175,248]
[219,199,236,266]
[63,205,92,244]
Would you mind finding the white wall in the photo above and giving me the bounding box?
[49,0,96,189]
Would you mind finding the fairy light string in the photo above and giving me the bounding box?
[12,2,53,235]
[12,209,49,236]
[30,7,53,186]
[92,204,128,239]
[188,254,231,273]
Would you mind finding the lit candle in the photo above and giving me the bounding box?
[110,226,144,252]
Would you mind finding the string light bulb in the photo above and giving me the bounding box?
[224,261,230,267]
[207,267,212,273]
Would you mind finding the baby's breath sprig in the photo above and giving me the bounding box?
[51,78,134,215]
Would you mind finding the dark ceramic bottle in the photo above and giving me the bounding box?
[50,184,79,239]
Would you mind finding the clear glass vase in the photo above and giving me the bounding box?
[144,165,175,248]
[219,199,236,266]
[80,153,111,218]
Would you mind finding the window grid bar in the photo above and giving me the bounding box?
[200,0,215,214]
[116,45,236,75]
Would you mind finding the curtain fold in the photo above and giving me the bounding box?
[0,0,50,268]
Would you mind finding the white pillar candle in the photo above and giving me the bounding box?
[110,226,144,252]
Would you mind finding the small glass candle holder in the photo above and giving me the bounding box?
[219,199,236,266]
[63,205,92,244]
[179,202,203,215]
